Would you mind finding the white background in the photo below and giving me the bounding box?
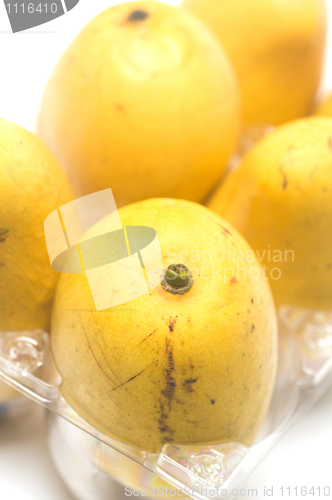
[1,1,332,499]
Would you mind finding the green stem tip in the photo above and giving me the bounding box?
[161,264,193,295]
[166,264,189,287]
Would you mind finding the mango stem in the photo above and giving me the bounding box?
[161,264,193,295]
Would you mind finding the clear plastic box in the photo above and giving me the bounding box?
[1,306,332,499]
[0,346,35,423]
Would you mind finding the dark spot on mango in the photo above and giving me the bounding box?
[114,103,125,113]
[211,399,215,405]
[160,339,176,413]
[127,10,150,22]
[168,317,176,332]
[222,226,232,236]
[158,399,174,442]
[0,229,9,243]
[280,167,288,190]
[185,378,197,384]
[158,420,174,435]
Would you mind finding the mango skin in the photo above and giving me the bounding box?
[0,117,73,332]
[182,0,327,127]
[208,117,332,310]
[38,1,241,207]
[51,198,277,453]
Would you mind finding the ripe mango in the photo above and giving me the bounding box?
[0,117,73,332]
[38,1,241,207]
[208,117,332,309]
[51,198,277,453]
[183,0,327,128]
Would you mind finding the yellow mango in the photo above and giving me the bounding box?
[0,117,73,332]
[208,117,332,309]
[182,0,327,128]
[38,1,241,207]
[51,198,277,453]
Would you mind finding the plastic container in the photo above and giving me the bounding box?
[1,306,332,499]
[0,336,35,422]
[0,381,29,422]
